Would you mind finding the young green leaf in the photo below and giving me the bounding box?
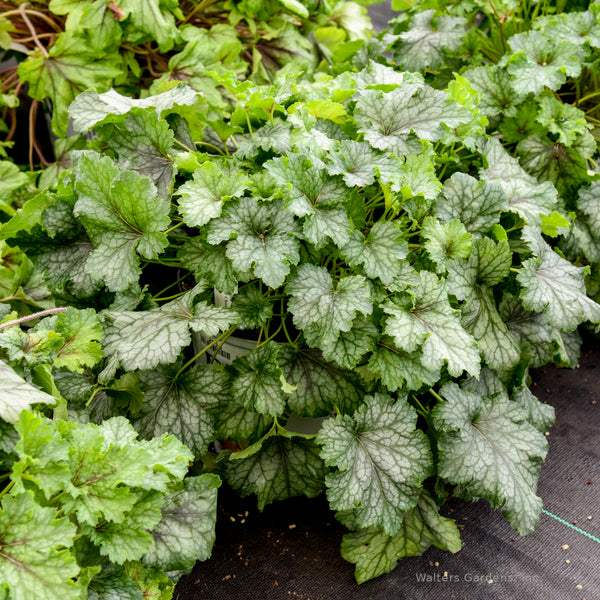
[0,492,80,600]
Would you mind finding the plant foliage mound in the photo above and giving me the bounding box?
[0,0,375,166]
[384,0,600,304]
[1,1,600,592]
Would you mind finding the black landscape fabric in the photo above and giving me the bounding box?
[177,342,600,600]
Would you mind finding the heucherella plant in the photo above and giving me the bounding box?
[0,307,219,598]
[382,0,600,305]
[1,54,599,588]
[0,0,378,171]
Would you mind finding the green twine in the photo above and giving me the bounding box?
[542,509,600,545]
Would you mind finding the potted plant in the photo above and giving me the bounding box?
[1,44,598,591]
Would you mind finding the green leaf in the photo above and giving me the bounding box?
[512,377,555,433]
[383,271,480,378]
[533,9,600,49]
[42,307,103,372]
[448,238,520,370]
[279,0,309,17]
[134,364,229,459]
[341,492,461,584]
[497,99,545,144]
[432,383,548,535]
[214,400,273,442]
[287,265,373,347]
[479,138,558,226]
[12,411,70,497]
[367,341,440,393]
[231,285,273,329]
[463,66,526,119]
[310,314,378,371]
[342,221,408,284]
[536,96,590,147]
[499,292,554,366]
[50,0,121,50]
[101,286,231,372]
[0,361,56,422]
[266,155,347,218]
[0,162,29,206]
[226,425,326,510]
[395,10,466,72]
[518,228,600,331]
[326,141,402,188]
[421,217,472,272]
[69,87,198,133]
[231,343,286,417]
[0,325,64,368]
[356,86,472,155]
[208,198,300,289]
[116,0,180,52]
[88,491,163,564]
[17,33,122,136]
[266,154,351,247]
[577,181,600,233]
[317,394,432,535]
[517,132,596,193]
[504,32,582,95]
[278,346,363,417]
[178,161,249,227]
[143,474,221,572]
[178,237,239,295]
[0,492,80,600]
[85,561,143,600]
[435,173,507,237]
[74,153,170,291]
[102,110,176,201]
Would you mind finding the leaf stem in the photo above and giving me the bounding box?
[165,220,185,235]
[176,326,237,376]
[18,4,49,58]
[0,307,67,330]
[429,388,444,403]
[152,272,190,301]
[0,480,14,500]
